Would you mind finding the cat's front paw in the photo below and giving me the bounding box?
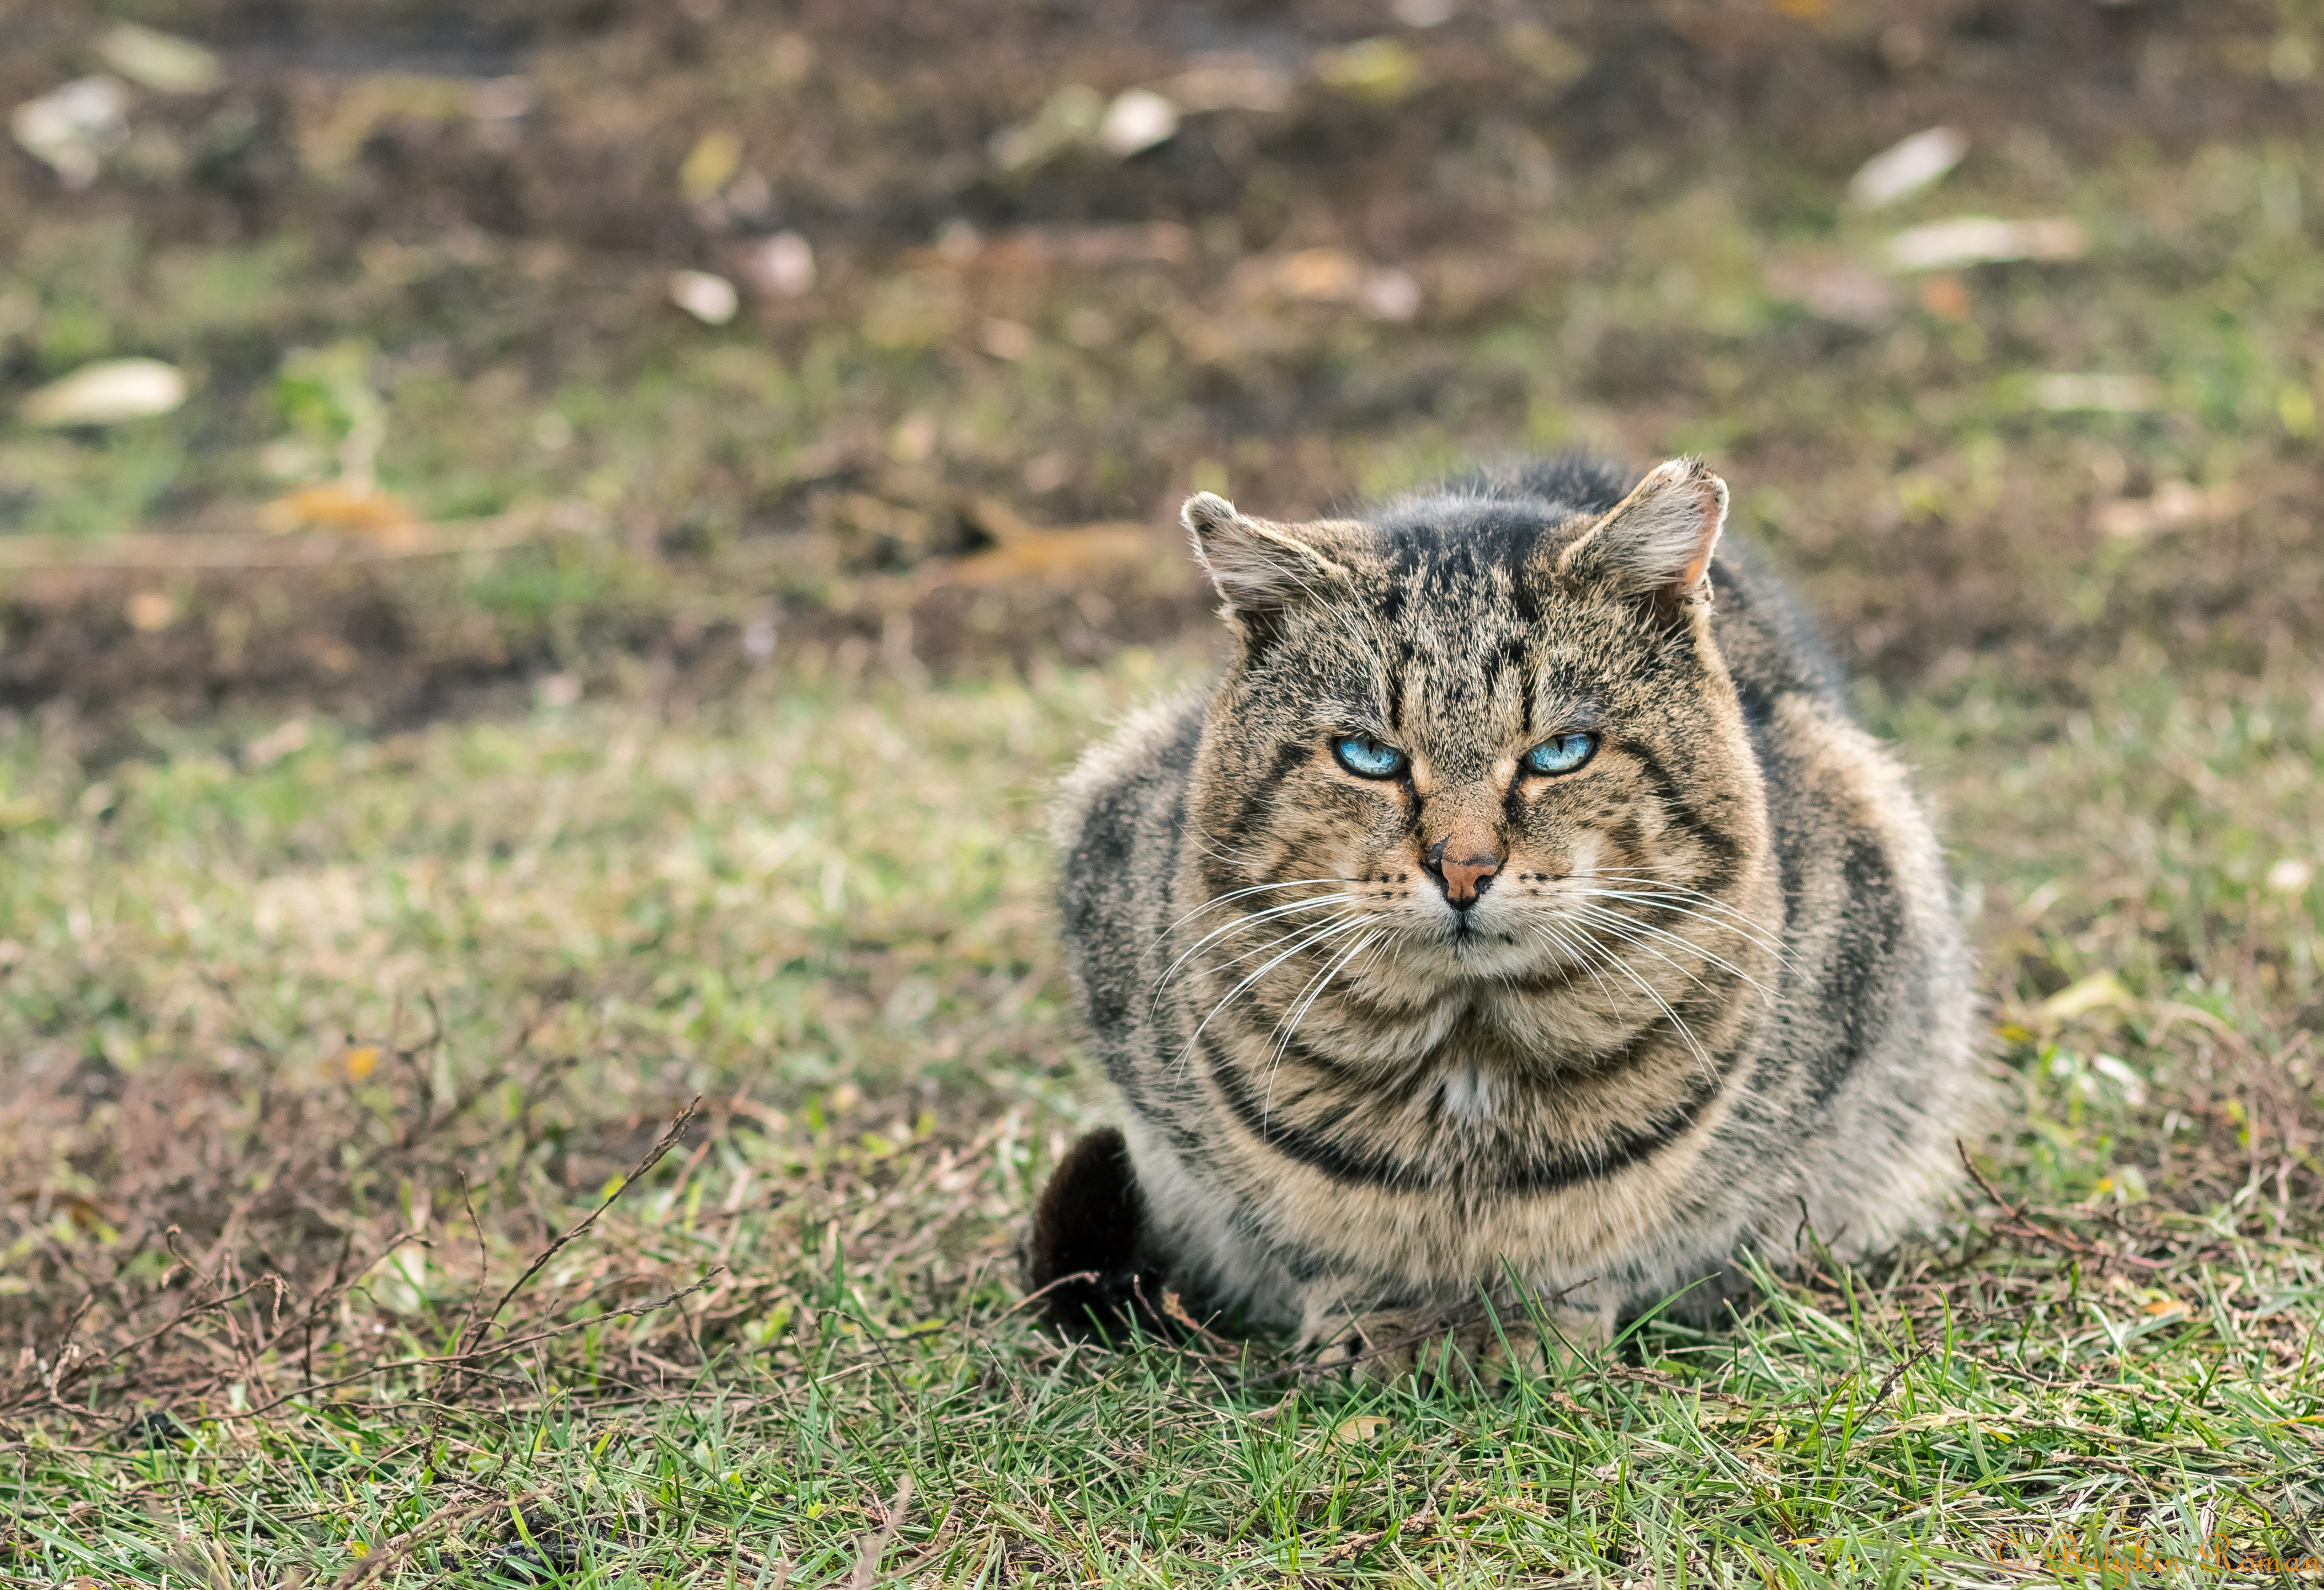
[1305,1300,1612,1387]
[1300,1310,1522,1388]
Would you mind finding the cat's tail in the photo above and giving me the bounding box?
[1019,1127,1170,1340]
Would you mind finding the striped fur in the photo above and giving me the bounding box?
[1039,456,1980,1372]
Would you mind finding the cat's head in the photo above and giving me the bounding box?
[1180,457,1770,982]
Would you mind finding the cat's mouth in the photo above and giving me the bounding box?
[1446,912,1519,950]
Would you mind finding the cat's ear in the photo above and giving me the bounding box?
[1551,457,1727,609]
[1182,491,1353,619]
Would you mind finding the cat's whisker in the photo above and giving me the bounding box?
[1568,894,1799,978]
[1577,873,1795,951]
[1173,913,1377,1072]
[1267,921,1388,1061]
[1522,920,1628,1024]
[1153,891,1361,998]
[1147,876,1361,961]
[1260,928,1385,1127]
[1582,891,1791,959]
[1562,907,1758,1043]
[1535,915,1717,1080]
[1582,872,1796,955]
[1561,901,1776,998]
[1190,910,1367,986]
[1164,876,1357,933]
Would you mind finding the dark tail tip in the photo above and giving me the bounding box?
[1021,1126,1166,1340]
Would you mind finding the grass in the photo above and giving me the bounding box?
[2,623,2322,1584]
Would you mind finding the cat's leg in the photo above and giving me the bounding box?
[1297,1283,1615,1386]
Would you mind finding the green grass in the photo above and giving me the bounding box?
[2,630,2322,1584]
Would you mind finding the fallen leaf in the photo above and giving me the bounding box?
[124,591,175,632]
[257,483,420,538]
[930,499,1159,589]
[2093,481,2251,539]
[680,130,742,203]
[243,719,311,768]
[1503,23,1591,85]
[2028,373,2158,412]
[670,269,739,324]
[10,76,132,188]
[1917,274,1971,320]
[21,358,186,425]
[1098,89,1178,157]
[1360,268,1421,321]
[1314,38,1424,102]
[1155,65,1293,113]
[2037,971,2129,1026]
[1883,215,2086,272]
[979,319,1035,359]
[1260,247,1364,302]
[1846,126,1968,209]
[95,23,223,94]
[291,73,475,175]
[1765,257,1899,325]
[2089,1053,2148,1104]
[741,231,815,295]
[989,85,1103,172]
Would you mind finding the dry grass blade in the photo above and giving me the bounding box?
[848,1473,914,1590]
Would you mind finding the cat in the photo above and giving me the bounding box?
[1025,454,1980,1378]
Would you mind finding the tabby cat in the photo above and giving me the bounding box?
[1027,456,1979,1376]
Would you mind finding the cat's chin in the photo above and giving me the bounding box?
[1403,916,1553,982]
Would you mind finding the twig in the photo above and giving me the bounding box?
[330,1493,533,1590]
[217,1269,723,1421]
[1862,1341,1942,1421]
[1956,1141,2165,1274]
[0,510,547,572]
[989,1270,1098,1323]
[465,1096,701,1356]
[1317,1501,1518,1565]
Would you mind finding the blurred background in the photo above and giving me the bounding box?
[1,0,2316,732]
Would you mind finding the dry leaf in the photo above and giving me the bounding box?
[680,130,741,203]
[21,358,185,425]
[1846,126,1968,209]
[258,483,421,539]
[2037,971,2129,1026]
[670,270,739,324]
[2094,481,2251,539]
[1883,215,2086,272]
[95,23,223,94]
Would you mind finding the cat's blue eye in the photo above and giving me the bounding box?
[1333,734,1407,778]
[1525,733,1598,776]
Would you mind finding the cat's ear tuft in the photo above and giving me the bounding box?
[1553,457,1727,609]
[1181,492,1351,618]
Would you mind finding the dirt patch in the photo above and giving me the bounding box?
[0,0,2318,725]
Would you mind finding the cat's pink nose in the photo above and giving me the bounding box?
[1426,833,1503,909]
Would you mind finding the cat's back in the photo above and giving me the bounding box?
[1051,689,1207,1054]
